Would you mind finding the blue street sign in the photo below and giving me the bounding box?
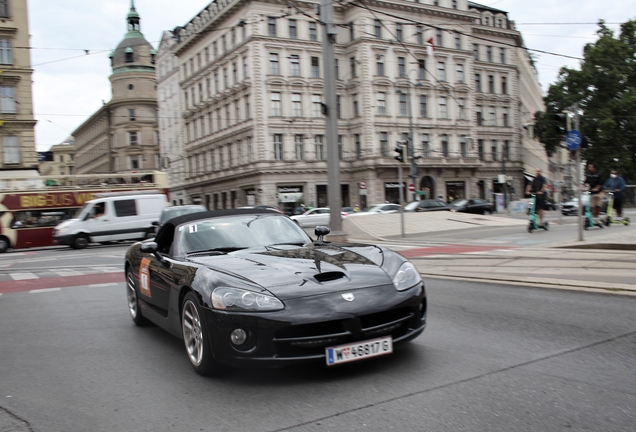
[566,130,581,150]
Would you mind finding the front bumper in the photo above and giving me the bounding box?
[53,234,75,245]
[203,283,427,367]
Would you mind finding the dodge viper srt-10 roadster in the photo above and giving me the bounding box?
[125,208,427,375]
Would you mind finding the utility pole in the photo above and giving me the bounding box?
[320,0,344,238]
[407,84,417,202]
[574,103,583,241]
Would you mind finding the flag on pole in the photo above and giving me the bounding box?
[426,37,434,57]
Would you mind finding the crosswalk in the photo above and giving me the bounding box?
[0,267,124,295]
[0,266,121,283]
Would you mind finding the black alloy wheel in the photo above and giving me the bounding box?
[181,292,219,375]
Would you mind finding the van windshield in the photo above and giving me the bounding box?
[74,203,92,219]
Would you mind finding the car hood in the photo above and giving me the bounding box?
[188,243,390,300]
[55,219,80,230]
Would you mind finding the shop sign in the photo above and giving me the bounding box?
[278,192,303,203]
[445,181,465,187]
[277,186,302,193]
[384,182,406,189]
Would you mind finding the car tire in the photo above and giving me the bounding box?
[182,292,218,375]
[126,269,149,326]
[483,209,491,215]
[71,234,89,249]
[0,236,9,253]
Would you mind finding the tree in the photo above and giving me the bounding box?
[534,20,636,182]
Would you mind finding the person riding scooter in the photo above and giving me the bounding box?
[525,168,548,227]
[584,163,604,224]
[603,169,626,219]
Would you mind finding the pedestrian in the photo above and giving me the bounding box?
[584,163,604,222]
[603,169,626,219]
[525,167,548,227]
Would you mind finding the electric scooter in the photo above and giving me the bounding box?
[527,193,549,233]
[603,191,630,226]
[582,191,604,230]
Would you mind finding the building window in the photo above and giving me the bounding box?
[395,23,403,42]
[437,62,446,81]
[475,73,481,92]
[416,26,423,44]
[312,94,322,117]
[491,140,498,161]
[487,46,493,62]
[0,86,16,113]
[243,56,249,79]
[2,136,18,164]
[353,94,359,117]
[290,54,300,76]
[377,92,386,115]
[473,44,479,61]
[335,59,339,79]
[232,63,238,84]
[338,135,343,160]
[436,29,442,47]
[421,134,430,157]
[311,57,320,78]
[441,134,448,157]
[269,53,279,75]
[503,140,510,160]
[489,106,496,125]
[273,134,283,160]
[130,155,140,170]
[295,134,304,160]
[350,57,357,78]
[292,93,302,117]
[271,92,281,116]
[500,48,506,64]
[125,48,133,62]
[438,97,447,119]
[452,0,457,9]
[355,134,361,159]
[245,95,250,119]
[374,19,382,38]
[478,139,484,160]
[503,107,509,127]
[268,17,277,37]
[0,1,9,18]
[0,39,12,64]
[376,57,385,76]
[337,95,342,119]
[455,32,461,50]
[398,57,406,78]
[419,95,428,117]
[129,109,136,121]
[489,75,495,93]
[456,64,464,83]
[315,135,325,160]
[349,22,355,41]
[418,59,426,80]
[289,19,297,39]
[460,136,467,157]
[476,105,483,125]
[223,68,228,88]
[129,131,138,145]
[399,93,407,117]
[309,21,317,41]
[502,76,508,94]
[380,132,388,156]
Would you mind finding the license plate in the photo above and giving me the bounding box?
[325,336,393,366]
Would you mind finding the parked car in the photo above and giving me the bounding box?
[561,195,608,215]
[449,198,493,214]
[290,207,336,227]
[124,208,426,375]
[404,199,450,212]
[153,205,207,232]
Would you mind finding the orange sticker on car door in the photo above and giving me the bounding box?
[139,258,151,298]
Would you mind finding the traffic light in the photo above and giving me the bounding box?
[554,113,568,134]
[394,146,404,163]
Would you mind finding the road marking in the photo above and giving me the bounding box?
[29,288,62,294]
[88,283,119,288]
[11,272,38,280]
[93,266,121,273]
[52,269,83,277]
[0,272,124,294]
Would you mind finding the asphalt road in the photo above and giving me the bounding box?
[1,274,635,431]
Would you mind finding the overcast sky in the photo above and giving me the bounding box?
[27,0,630,151]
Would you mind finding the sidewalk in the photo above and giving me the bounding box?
[341,212,636,294]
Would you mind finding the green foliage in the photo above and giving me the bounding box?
[537,20,636,182]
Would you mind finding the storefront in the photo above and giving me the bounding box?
[445,181,466,203]
[384,182,406,204]
[277,186,303,215]
[244,188,256,206]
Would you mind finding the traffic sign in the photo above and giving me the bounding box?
[566,130,581,150]
[408,184,415,192]
[358,180,367,190]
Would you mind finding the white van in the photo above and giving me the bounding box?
[53,194,168,249]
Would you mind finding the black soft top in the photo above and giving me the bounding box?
[167,208,281,228]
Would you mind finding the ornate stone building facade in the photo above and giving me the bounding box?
[0,0,37,170]
[73,1,160,174]
[164,0,549,212]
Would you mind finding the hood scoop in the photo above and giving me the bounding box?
[314,271,346,283]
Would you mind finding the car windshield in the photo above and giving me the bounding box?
[404,202,420,210]
[175,214,311,255]
[367,205,386,212]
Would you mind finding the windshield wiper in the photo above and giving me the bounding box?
[266,242,306,249]
[187,247,247,255]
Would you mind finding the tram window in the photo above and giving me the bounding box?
[9,209,78,228]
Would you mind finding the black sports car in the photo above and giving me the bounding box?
[125,208,427,375]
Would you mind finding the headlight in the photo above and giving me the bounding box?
[56,227,68,235]
[211,287,284,312]
[392,262,422,291]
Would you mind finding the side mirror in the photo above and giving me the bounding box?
[140,241,171,267]
[314,226,331,245]
[152,221,159,226]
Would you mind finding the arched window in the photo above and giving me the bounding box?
[125,47,133,63]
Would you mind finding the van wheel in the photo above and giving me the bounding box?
[72,234,89,249]
[0,236,9,253]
